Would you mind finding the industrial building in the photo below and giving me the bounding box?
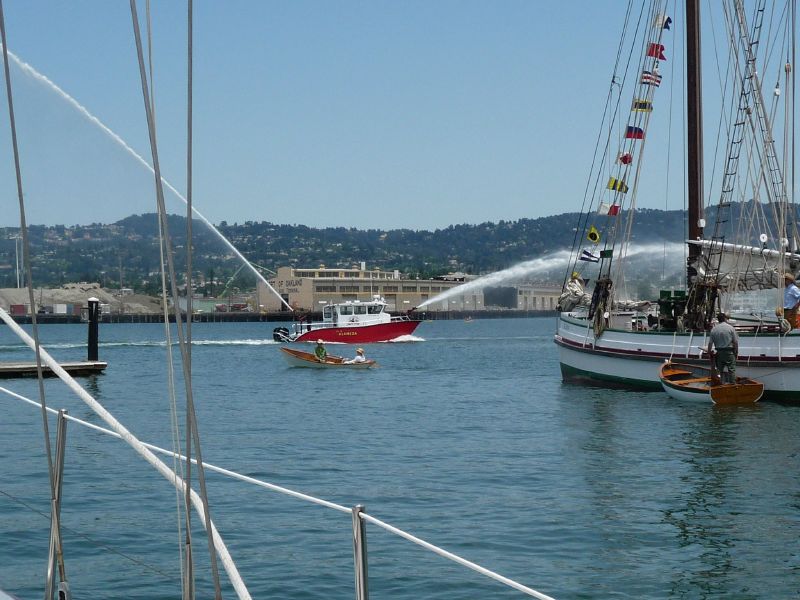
[257,265,560,313]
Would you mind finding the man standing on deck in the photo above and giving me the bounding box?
[707,313,739,384]
[783,273,800,329]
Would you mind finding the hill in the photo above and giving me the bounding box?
[0,206,773,294]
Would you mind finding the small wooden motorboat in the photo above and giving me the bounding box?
[280,347,377,369]
[659,361,763,405]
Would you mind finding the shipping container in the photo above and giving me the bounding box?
[9,304,27,316]
[53,304,68,314]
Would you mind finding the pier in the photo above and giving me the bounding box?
[0,298,107,378]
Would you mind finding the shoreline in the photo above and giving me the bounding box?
[3,310,558,325]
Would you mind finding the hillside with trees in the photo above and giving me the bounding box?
[0,203,790,295]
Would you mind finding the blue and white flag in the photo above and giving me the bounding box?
[579,249,599,263]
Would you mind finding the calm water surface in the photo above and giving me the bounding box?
[0,317,798,599]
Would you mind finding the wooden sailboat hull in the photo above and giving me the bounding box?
[280,347,376,369]
[659,361,763,404]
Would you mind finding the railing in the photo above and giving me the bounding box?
[1,386,556,600]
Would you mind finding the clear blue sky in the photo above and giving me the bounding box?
[0,2,730,230]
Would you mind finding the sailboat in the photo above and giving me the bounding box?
[554,0,800,401]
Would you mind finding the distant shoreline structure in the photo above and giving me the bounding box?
[4,309,558,325]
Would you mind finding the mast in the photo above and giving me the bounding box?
[686,0,704,286]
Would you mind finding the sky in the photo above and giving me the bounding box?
[0,1,786,231]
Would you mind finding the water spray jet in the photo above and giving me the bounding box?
[2,47,290,311]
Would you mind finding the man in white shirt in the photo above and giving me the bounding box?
[346,348,366,364]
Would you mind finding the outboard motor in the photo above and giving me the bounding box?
[272,327,291,342]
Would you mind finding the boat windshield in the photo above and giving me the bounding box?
[340,305,353,316]
[323,306,333,320]
[354,305,367,315]
[368,305,383,314]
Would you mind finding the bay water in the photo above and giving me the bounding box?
[0,317,798,598]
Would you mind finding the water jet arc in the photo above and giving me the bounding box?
[2,47,290,311]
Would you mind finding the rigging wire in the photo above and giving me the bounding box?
[561,0,638,289]
[128,2,222,597]
[0,0,68,590]
[183,2,196,598]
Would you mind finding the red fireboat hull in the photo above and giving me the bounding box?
[294,320,421,343]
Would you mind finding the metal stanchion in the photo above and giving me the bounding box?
[45,410,70,600]
[351,504,369,600]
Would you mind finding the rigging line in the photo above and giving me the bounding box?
[360,513,556,600]
[608,0,665,287]
[565,0,636,280]
[128,3,222,598]
[184,2,196,599]
[707,0,735,215]
[0,308,252,599]
[662,0,678,284]
[140,1,189,592]
[0,0,68,588]
[0,384,350,513]
[0,48,291,313]
[0,487,177,581]
[603,0,660,278]
[1,387,556,600]
[565,0,645,286]
[0,488,178,584]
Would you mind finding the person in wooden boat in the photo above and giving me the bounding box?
[345,348,367,364]
[783,273,800,329]
[707,313,739,384]
[314,339,327,362]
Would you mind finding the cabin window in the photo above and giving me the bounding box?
[340,305,353,315]
[368,305,383,314]
[354,305,367,315]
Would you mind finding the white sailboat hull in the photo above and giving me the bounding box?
[555,312,800,400]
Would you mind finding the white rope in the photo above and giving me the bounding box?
[0,384,558,599]
[360,513,557,600]
[0,307,252,600]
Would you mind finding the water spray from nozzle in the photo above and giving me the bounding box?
[2,47,291,311]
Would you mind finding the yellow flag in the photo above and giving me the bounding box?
[587,225,600,243]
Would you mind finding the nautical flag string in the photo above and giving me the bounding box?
[625,126,644,139]
[646,43,667,60]
[580,249,599,263]
[632,99,653,112]
[641,70,662,87]
[587,225,600,243]
[655,14,672,30]
[607,177,629,193]
[617,152,633,164]
[598,202,621,216]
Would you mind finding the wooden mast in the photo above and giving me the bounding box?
[686,0,704,285]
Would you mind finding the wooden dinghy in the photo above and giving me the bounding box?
[280,347,377,369]
[659,361,763,405]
